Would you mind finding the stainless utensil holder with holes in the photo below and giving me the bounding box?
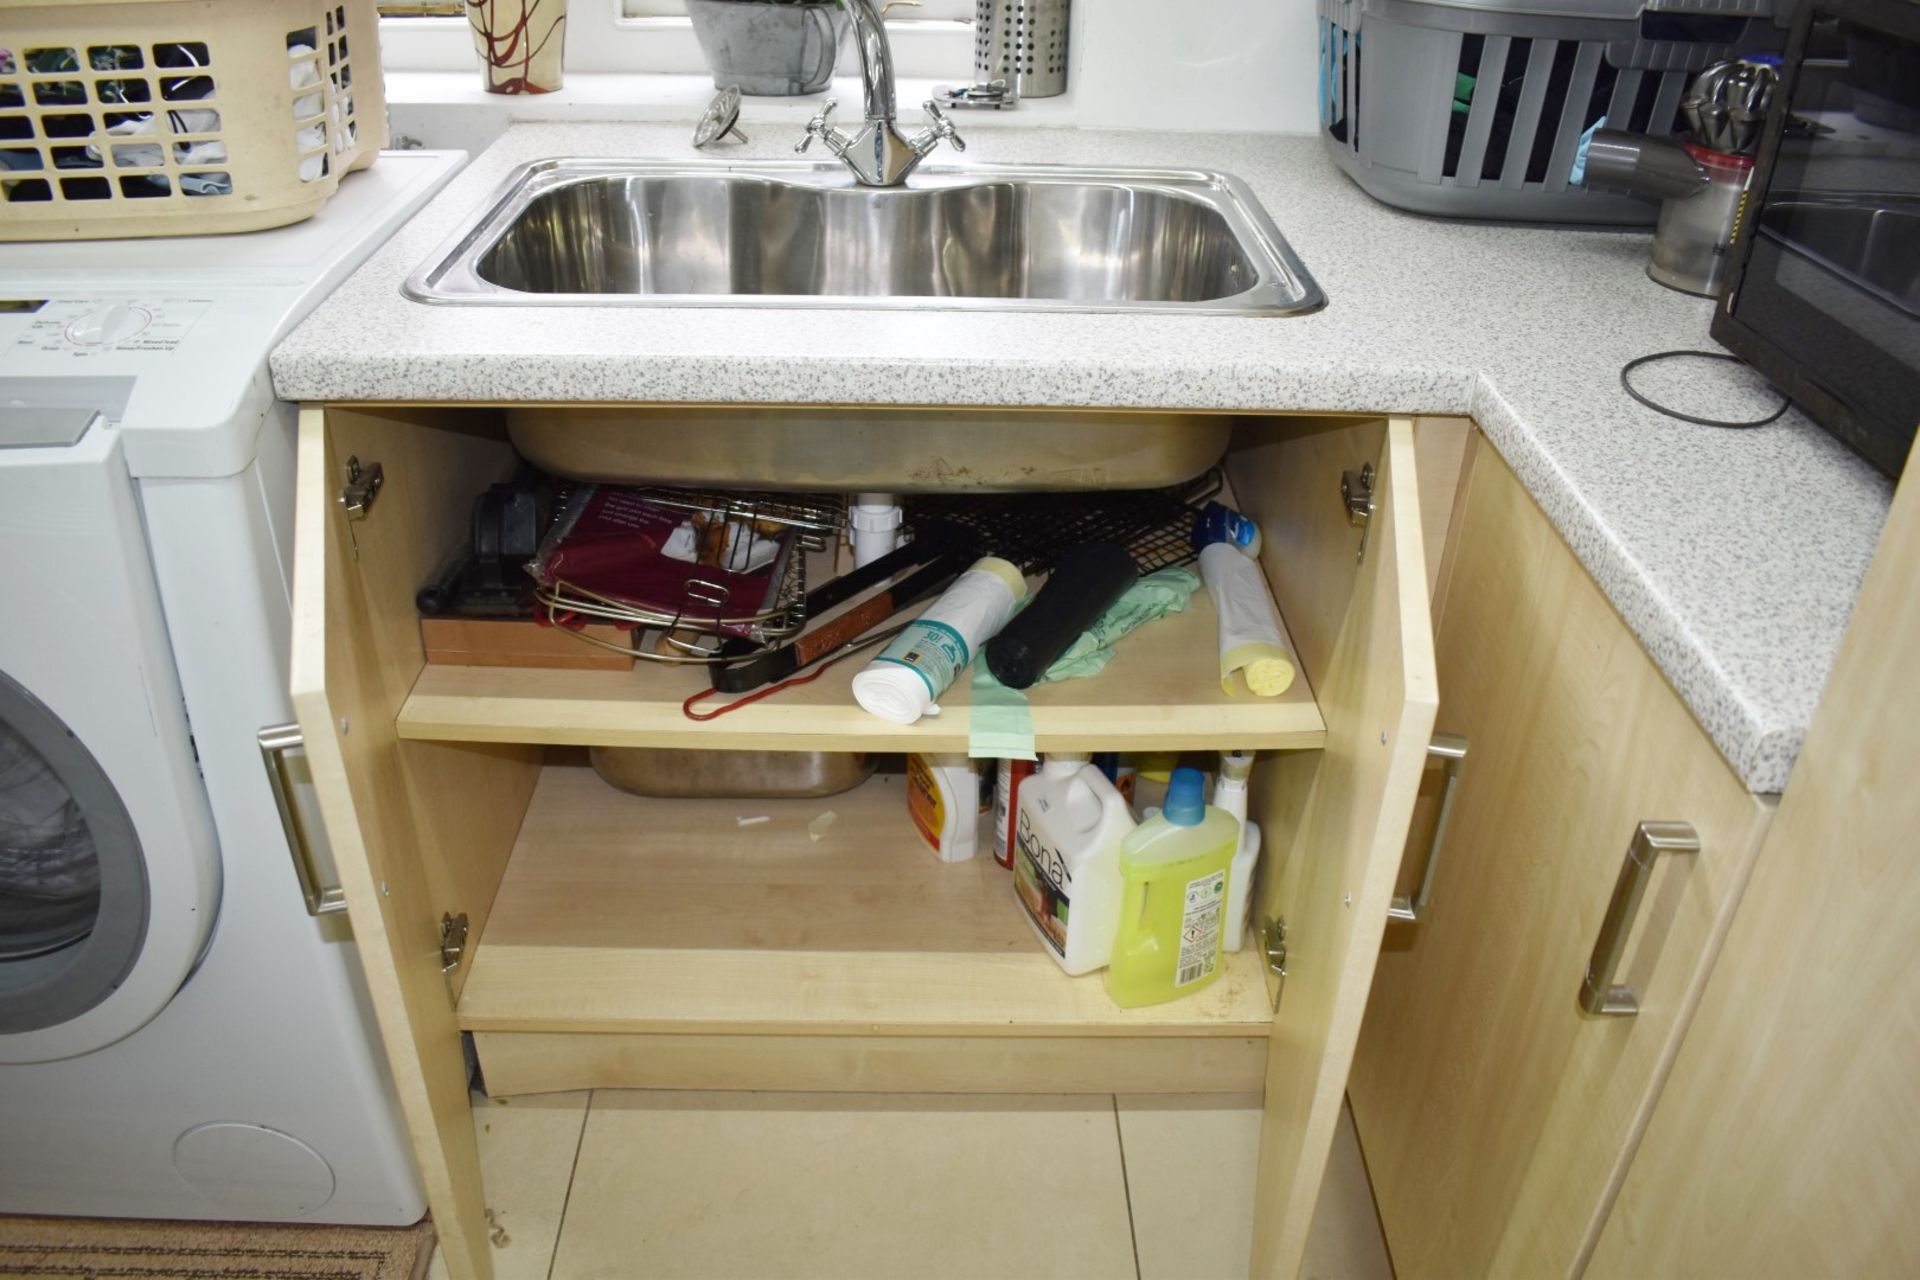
[0,0,386,240]
[973,0,1071,100]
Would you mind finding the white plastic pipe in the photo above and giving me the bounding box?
[850,492,904,568]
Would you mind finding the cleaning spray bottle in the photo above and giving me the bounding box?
[1105,767,1240,1007]
[1012,754,1136,975]
[1211,751,1263,953]
[992,758,1038,869]
[906,753,982,862]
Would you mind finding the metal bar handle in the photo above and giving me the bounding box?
[1389,733,1470,923]
[258,723,347,917]
[1578,821,1699,1016]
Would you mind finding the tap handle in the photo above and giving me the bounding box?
[796,100,839,154]
[922,99,966,153]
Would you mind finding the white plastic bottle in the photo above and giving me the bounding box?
[1211,751,1263,953]
[906,753,982,862]
[1012,754,1137,975]
[852,556,1026,725]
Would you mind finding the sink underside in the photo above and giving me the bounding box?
[504,405,1234,493]
[405,159,1326,317]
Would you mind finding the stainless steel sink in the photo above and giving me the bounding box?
[405,158,1321,489]
[404,158,1326,317]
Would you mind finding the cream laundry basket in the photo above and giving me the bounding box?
[0,0,387,239]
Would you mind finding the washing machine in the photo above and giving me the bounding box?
[0,148,462,1223]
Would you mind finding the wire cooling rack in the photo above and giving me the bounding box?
[910,470,1223,575]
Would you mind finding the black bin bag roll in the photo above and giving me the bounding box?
[984,543,1138,690]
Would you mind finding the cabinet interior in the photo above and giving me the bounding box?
[310,405,1395,1090]
[463,759,1274,1035]
[297,403,1442,1279]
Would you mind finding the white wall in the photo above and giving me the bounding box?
[1069,0,1321,134]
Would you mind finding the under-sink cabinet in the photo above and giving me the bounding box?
[289,406,1446,1280]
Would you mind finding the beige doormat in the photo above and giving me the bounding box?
[0,1214,435,1279]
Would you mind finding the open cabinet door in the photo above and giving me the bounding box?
[288,406,537,1280]
[1241,418,1438,1277]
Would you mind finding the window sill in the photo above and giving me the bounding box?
[384,69,1081,129]
[379,14,972,77]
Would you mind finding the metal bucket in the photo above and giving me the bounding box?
[685,0,851,96]
[590,748,876,799]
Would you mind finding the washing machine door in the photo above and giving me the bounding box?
[0,413,221,1063]
[0,676,152,1028]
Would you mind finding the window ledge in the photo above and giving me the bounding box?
[384,69,1081,128]
[379,14,972,77]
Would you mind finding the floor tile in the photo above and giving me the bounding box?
[426,1089,591,1280]
[1116,1094,1392,1280]
[550,1091,1137,1280]
[1305,1105,1395,1280]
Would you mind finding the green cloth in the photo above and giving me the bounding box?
[1040,566,1201,682]
[967,662,1037,761]
[1453,72,1476,113]
[963,566,1201,760]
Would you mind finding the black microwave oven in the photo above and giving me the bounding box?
[1712,0,1920,478]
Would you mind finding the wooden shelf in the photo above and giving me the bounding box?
[456,764,1276,1037]
[399,591,1323,752]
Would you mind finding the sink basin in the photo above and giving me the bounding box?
[404,159,1322,489]
[404,158,1326,316]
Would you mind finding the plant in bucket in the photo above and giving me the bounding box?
[685,0,851,96]
[466,0,568,94]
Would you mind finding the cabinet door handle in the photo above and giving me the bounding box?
[1388,733,1469,923]
[1579,821,1699,1016]
[258,723,348,917]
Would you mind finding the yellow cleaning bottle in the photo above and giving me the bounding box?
[1105,766,1240,1007]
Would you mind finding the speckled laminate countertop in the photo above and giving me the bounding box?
[271,122,1894,793]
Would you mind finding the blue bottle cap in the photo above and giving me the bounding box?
[1191,502,1258,554]
[1164,767,1206,826]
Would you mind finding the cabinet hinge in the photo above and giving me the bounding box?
[340,455,383,520]
[440,911,469,975]
[1261,916,1289,1013]
[339,455,383,558]
[1342,462,1376,563]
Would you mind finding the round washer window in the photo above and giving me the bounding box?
[0,716,102,958]
[0,669,149,1034]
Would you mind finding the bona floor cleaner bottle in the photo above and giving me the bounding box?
[1012,754,1135,975]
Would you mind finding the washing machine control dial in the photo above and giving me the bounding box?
[64,302,152,347]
